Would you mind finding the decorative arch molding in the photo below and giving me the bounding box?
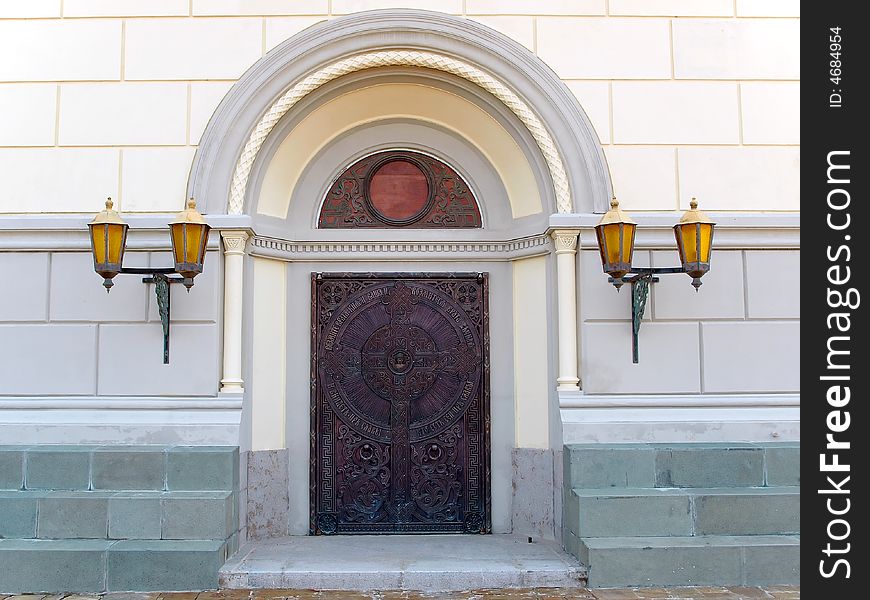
[255,79,544,225]
[187,9,612,217]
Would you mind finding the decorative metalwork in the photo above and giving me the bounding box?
[609,267,683,364]
[311,273,491,535]
[318,151,482,229]
[132,269,185,364]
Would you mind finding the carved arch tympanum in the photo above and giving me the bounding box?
[319,151,482,229]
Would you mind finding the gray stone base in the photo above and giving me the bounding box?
[246,449,290,540]
[510,447,555,540]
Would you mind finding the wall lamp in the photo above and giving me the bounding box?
[595,198,715,363]
[88,198,211,364]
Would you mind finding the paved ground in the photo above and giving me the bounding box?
[0,588,800,600]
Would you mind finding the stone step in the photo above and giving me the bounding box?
[566,486,800,538]
[579,534,800,588]
[220,534,585,591]
[0,490,235,542]
[564,442,799,489]
[0,538,227,593]
[0,445,238,492]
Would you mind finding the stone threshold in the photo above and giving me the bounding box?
[219,534,585,591]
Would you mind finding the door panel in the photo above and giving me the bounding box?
[311,273,490,534]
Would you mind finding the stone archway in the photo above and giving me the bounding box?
[187,9,611,217]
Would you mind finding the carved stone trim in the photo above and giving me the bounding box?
[221,230,250,256]
[249,233,552,262]
[228,49,572,216]
[550,229,579,255]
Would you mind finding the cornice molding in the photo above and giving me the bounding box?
[0,213,800,252]
[559,392,800,409]
[249,233,553,262]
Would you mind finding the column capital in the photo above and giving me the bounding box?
[550,229,579,255]
[220,230,250,256]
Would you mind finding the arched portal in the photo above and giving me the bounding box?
[191,10,610,539]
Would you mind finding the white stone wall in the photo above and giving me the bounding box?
[0,249,221,397]
[579,249,800,395]
[0,3,800,446]
[0,1,798,214]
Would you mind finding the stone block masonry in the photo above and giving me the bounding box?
[0,5,798,215]
[0,445,239,593]
[563,443,800,587]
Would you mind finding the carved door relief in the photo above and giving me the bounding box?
[311,273,491,534]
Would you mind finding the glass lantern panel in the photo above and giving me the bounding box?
[106,223,126,264]
[698,223,714,263]
[170,223,186,264]
[183,224,204,264]
[91,224,107,265]
[602,223,625,265]
[621,222,636,266]
[678,223,699,263]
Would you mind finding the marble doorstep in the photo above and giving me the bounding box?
[219,534,585,591]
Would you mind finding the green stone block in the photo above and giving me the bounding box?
[655,445,764,487]
[743,538,801,585]
[92,448,165,491]
[576,489,692,538]
[694,489,800,535]
[563,489,580,537]
[26,446,94,490]
[561,525,581,562]
[582,537,743,588]
[106,539,225,591]
[0,539,110,593]
[37,492,110,539]
[228,531,239,557]
[0,493,38,538]
[166,446,238,491]
[565,444,656,488]
[0,448,26,490]
[108,494,162,540]
[764,444,800,486]
[161,492,234,540]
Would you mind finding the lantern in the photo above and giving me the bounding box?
[88,198,129,292]
[674,198,715,290]
[594,198,637,290]
[169,198,211,290]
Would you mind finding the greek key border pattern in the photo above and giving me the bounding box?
[229,50,572,215]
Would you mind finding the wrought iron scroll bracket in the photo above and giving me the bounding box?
[608,266,684,363]
[122,267,184,364]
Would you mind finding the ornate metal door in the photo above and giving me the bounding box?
[311,273,490,534]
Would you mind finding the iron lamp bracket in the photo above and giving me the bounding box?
[120,267,185,364]
[608,266,686,364]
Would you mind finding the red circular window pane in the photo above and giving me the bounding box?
[368,160,430,222]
